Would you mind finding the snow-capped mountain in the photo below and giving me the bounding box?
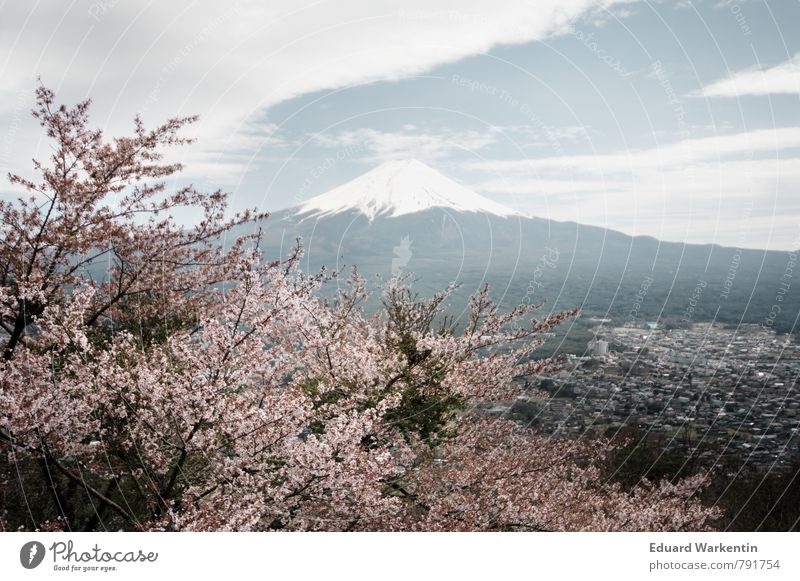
[296,159,522,219]
[244,160,799,331]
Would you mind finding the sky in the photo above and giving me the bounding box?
[1,0,799,249]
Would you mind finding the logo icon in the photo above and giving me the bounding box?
[20,541,46,569]
[391,235,413,276]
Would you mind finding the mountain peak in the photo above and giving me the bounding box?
[295,159,521,219]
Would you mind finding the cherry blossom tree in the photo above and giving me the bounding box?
[0,85,262,361]
[0,87,719,532]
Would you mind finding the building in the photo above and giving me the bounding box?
[589,339,609,357]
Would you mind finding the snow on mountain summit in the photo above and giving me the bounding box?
[296,159,521,219]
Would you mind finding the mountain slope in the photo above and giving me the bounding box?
[243,162,800,334]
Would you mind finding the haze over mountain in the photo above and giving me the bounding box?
[249,160,800,333]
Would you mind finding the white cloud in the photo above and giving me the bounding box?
[468,127,800,174]
[464,128,800,249]
[310,126,501,162]
[305,123,592,164]
[0,0,627,184]
[695,53,800,98]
